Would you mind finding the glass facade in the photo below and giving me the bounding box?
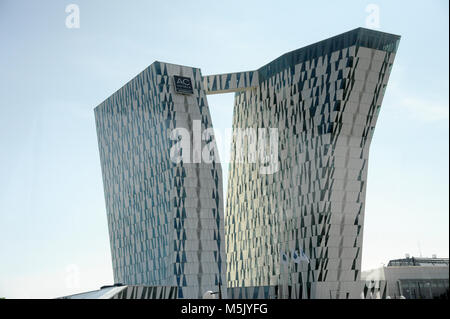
[95,62,226,299]
[94,27,403,299]
[225,28,400,299]
[401,279,449,299]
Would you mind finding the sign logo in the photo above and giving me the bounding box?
[173,75,194,95]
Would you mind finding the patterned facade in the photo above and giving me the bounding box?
[224,28,400,298]
[60,285,178,299]
[95,62,226,299]
[95,27,400,299]
[203,71,259,95]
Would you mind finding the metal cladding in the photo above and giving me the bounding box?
[95,27,400,299]
[224,28,400,299]
[95,62,226,299]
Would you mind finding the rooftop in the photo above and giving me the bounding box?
[258,27,401,83]
[387,257,449,267]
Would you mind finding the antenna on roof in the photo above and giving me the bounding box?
[418,241,423,258]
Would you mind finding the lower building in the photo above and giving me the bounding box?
[226,257,449,299]
[362,257,449,299]
[59,257,448,299]
[59,284,177,299]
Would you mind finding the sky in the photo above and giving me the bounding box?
[0,0,448,298]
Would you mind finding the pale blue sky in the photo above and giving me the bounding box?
[0,0,448,298]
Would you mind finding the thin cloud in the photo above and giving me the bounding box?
[399,97,449,122]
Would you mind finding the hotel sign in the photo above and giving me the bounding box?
[173,75,194,95]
